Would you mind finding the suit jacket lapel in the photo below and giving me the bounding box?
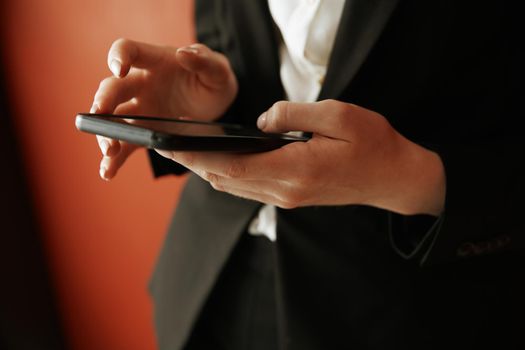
[318,0,400,100]
[230,0,284,115]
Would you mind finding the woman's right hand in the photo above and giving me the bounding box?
[91,39,238,180]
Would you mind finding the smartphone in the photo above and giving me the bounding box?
[75,113,309,152]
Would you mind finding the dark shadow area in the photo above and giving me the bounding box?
[0,49,66,349]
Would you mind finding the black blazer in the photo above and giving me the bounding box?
[148,1,525,349]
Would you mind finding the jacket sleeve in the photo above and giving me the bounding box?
[388,7,524,266]
[389,139,525,266]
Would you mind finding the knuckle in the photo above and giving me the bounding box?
[93,77,116,107]
[330,102,353,131]
[278,197,300,210]
[203,171,217,183]
[321,98,337,106]
[97,76,113,91]
[205,172,224,191]
[277,201,296,210]
[375,111,391,130]
[98,78,119,101]
[338,102,352,117]
[277,188,306,209]
[224,161,246,179]
[319,98,338,112]
[209,181,224,192]
[329,99,350,116]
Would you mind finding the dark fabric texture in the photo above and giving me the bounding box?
[183,234,278,350]
[149,0,525,349]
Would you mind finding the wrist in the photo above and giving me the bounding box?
[373,137,446,216]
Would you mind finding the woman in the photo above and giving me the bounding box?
[90,1,524,349]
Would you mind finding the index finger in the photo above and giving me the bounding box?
[107,38,174,77]
[160,147,297,181]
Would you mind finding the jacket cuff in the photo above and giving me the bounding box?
[147,149,188,177]
[388,212,443,264]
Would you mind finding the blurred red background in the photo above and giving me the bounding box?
[1,0,194,349]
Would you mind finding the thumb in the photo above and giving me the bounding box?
[175,43,236,90]
[256,100,351,139]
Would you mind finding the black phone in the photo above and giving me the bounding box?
[75,113,309,152]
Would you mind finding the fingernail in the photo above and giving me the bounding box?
[257,113,267,130]
[177,46,199,55]
[90,103,99,113]
[99,139,109,155]
[110,59,122,77]
[99,166,109,181]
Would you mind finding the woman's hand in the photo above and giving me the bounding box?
[91,39,238,180]
[157,100,446,216]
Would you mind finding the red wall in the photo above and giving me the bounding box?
[1,1,194,349]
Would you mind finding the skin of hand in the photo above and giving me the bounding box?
[90,39,238,180]
[157,100,446,216]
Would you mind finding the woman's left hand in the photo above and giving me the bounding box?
[157,100,446,216]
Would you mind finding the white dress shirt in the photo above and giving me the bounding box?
[248,0,346,241]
